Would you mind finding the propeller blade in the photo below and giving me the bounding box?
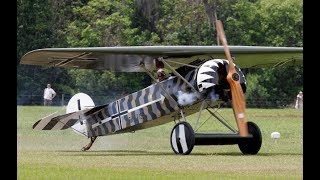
[216,20,248,136]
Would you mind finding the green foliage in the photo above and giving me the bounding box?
[66,0,134,46]
[157,0,215,45]
[259,0,303,46]
[223,0,263,45]
[245,73,270,108]
[221,0,303,46]
[17,0,53,58]
[245,64,303,108]
[17,0,303,107]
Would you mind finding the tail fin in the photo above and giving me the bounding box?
[67,93,95,136]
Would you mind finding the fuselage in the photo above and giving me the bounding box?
[72,59,246,137]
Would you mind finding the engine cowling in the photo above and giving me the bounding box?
[196,59,246,101]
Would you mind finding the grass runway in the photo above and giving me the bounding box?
[17,106,302,179]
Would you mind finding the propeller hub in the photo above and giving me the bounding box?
[232,73,239,81]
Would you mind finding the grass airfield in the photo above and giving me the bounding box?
[17,106,302,179]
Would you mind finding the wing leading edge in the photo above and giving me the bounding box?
[20,46,303,71]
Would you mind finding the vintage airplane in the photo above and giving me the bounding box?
[19,20,302,155]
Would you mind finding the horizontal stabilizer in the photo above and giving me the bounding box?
[32,108,92,130]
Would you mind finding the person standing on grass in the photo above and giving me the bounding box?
[43,83,56,106]
[295,91,303,109]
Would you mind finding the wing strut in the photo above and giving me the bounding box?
[139,61,181,109]
[216,20,248,136]
[158,57,199,94]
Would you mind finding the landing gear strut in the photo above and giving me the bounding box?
[81,136,97,151]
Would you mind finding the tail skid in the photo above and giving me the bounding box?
[81,136,97,151]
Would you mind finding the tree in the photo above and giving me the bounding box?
[17,0,80,105]
[259,0,303,47]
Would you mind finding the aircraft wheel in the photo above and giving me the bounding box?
[170,121,195,155]
[238,121,262,155]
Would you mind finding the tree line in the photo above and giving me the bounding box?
[17,0,303,107]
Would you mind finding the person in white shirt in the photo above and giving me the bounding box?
[43,84,56,106]
[295,91,303,109]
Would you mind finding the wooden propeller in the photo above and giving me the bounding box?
[215,20,248,136]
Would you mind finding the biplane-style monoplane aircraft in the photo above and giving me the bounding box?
[19,20,302,155]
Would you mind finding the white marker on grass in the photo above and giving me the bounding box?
[271,132,280,143]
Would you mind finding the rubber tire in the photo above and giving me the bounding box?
[170,121,195,155]
[238,121,262,155]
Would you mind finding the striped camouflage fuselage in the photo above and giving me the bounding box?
[83,70,203,137]
[32,59,246,137]
[79,59,248,138]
